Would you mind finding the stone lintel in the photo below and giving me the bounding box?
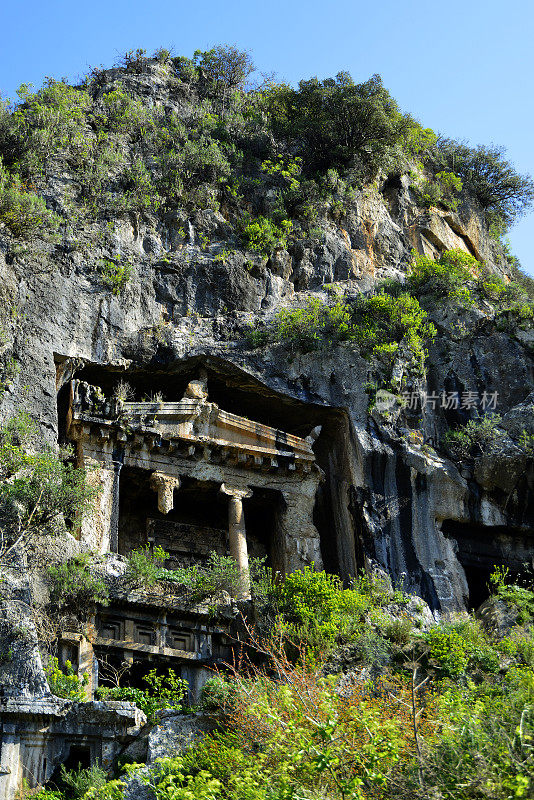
[74,422,317,476]
[93,637,199,660]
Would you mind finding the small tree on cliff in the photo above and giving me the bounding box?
[436,139,534,227]
[193,44,255,111]
[0,413,95,565]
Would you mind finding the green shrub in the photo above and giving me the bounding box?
[489,566,534,624]
[96,88,154,135]
[497,627,534,666]
[6,79,92,177]
[45,656,88,700]
[127,757,224,800]
[509,261,534,300]
[351,290,435,377]
[271,565,359,643]
[58,764,108,799]
[267,565,407,658]
[266,72,412,177]
[261,154,302,189]
[126,547,260,600]
[98,257,132,295]
[97,667,187,721]
[154,47,172,65]
[518,430,534,457]
[383,615,413,645]
[480,272,510,301]
[117,48,148,73]
[241,215,292,255]
[350,629,391,667]
[27,783,65,800]
[407,249,480,304]
[513,629,534,666]
[415,170,462,211]
[126,544,169,587]
[478,271,534,334]
[269,296,353,351]
[403,123,438,156]
[178,734,264,796]
[82,779,126,800]
[251,290,435,381]
[117,156,160,212]
[200,675,237,711]
[48,553,109,616]
[0,353,19,397]
[424,618,500,678]
[414,665,534,798]
[75,135,126,211]
[0,414,96,552]
[436,139,534,227]
[178,665,411,800]
[442,414,504,459]
[0,157,60,236]
[179,137,232,189]
[437,170,463,196]
[193,45,255,100]
[493,285,534,332]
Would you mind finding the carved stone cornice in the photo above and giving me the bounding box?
[69,380,318,477]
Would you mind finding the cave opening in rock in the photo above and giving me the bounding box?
[441,520,534,609]
[95,649,186,691]
[46,745,91,791]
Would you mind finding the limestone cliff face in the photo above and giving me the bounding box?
[0,58,532,617]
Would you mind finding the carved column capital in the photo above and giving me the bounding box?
[220,484,253,501]
[150,472,181,514]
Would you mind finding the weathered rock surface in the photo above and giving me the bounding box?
[147,711,216,761]
[1,165,532,616]
[0,555,50,699]
[477,597,521,637]
[0,61,532,712]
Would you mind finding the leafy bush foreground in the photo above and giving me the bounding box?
[32,565,534,800]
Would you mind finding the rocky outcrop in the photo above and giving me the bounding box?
[0,556,50,699]
[0,62,532,641]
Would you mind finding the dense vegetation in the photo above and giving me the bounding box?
[31,564,534,800]
[248,247,534,403]
[0,45,532,254]
[0,413,95,562]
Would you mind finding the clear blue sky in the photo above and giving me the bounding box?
[1,0,533,274]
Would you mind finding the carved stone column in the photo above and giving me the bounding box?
[220,484,253,598]
[109,460,122,553]
[278,491,323,573]
[78,455,116,554]
[150,472,181,514]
